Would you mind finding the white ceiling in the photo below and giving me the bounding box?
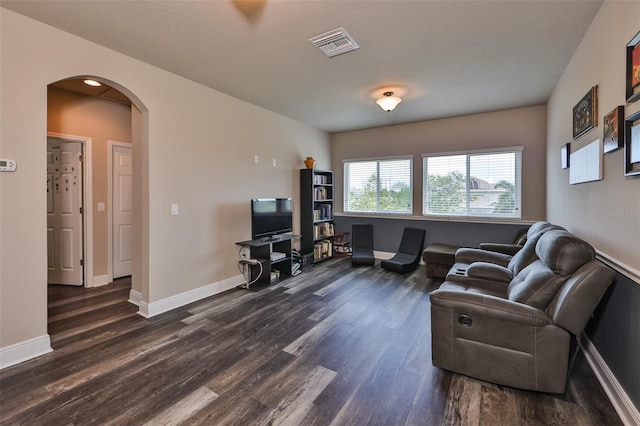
[1,0,603,133]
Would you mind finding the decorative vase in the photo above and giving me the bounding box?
[304,157,316,169]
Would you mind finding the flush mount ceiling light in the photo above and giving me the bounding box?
[376,91,402,112]
[83,79,102,87]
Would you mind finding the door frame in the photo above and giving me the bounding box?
[47,132,94,288]
[108,140,133,282]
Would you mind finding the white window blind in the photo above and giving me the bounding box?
[344,157,412,214]
[422,148,522,218]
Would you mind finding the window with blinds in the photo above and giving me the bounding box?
[422,148,522,218]
[344,157,412,214]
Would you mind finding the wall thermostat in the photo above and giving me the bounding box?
[0,159,17,172]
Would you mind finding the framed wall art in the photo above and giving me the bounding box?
[626,30,640,103]
[603,106,624,153]
[624,110,640,176]
[573,86,598,139]
[570,139,602,184]
[561,143,570,169]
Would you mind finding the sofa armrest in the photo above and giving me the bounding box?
[430,289,551,327]
[454,248,512,267]
[479,243,523,256]
[466,262,513,283]
[430,288,569,393]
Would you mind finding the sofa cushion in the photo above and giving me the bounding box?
[439,281,506,299]
[506,222,564,275]
[507,260,568,310]
[535,230,595,276]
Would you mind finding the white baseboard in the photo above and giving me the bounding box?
[0,334,52,370]
[0,275,242,369]
[373,250,393,260]
[128,289,142,306]
[92,274,111,287]
[373,250,426,264]
[137,274,244,318]
[581,335,640,426]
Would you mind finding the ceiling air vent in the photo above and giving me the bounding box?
[308,27,360,58]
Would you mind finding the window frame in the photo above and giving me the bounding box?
[421,146,523,220]
[343,155,414,215]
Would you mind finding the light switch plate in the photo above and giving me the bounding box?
[171,203,179,215]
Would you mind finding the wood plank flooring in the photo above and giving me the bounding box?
[0,257,622,425]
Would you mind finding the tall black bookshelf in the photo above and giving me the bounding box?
[300,169,334,262]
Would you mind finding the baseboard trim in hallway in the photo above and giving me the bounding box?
[137,274,244,318]
[0,334,52,370]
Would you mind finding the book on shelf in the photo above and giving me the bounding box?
[314,187,329,201]
[314,174,331,185]
[313,204,332,221]
[313,239,332,260]
[313,222,334,239]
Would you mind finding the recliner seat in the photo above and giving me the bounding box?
[430,229,614,393]
[446,221,564,284]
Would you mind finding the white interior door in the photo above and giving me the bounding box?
[47,139,84,286]
[112,145,133,278]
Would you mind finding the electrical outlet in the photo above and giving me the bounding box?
[272,158,277,167]
[254,155,259,164]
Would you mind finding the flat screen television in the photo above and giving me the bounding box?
[251,198,293,241]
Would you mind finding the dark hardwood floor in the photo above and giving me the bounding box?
[0,257,622,425]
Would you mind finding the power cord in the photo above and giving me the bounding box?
[237,247,262,288]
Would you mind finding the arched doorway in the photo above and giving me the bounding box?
[46,75,149,318]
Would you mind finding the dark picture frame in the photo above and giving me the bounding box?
[603,106,624,153]
[626,30,640,103]
[623,110,640,176]
[561,143,570,169]
[573,86,598,139]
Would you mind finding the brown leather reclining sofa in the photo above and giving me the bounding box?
[430,227,615,393]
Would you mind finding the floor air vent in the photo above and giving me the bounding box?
[308,27,360,58]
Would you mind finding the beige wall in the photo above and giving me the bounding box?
[547,1,640,271]
[48,87,132,278]
[331,105,547,221]
[0,9,330,349]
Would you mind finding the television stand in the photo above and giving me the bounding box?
[260,235,281,242]
[235,234,300,290]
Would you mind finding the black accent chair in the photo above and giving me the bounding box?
[381,227,426,273]
[351,224,375,266]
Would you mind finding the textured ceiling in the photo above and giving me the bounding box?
[1,0,603,133]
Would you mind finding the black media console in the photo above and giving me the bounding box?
[235,234,300,290]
